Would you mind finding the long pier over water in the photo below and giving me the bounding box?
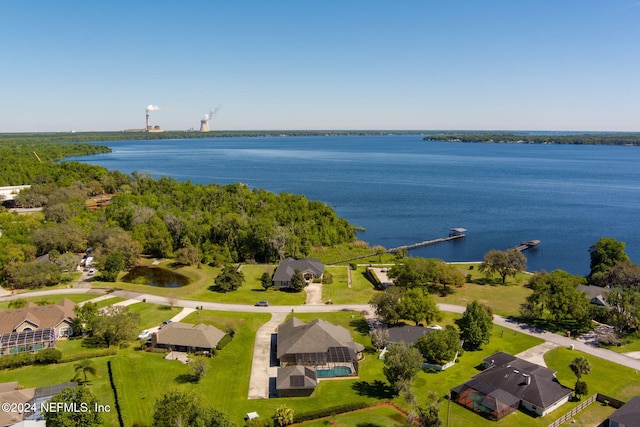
[327,228,466,265]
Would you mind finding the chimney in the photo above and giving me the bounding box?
[146,114,150,130]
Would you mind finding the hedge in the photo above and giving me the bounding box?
[216,334,233,350]
[292,402,369,423]
[59,346,118,363]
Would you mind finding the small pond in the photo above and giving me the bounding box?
[121,266,190,288]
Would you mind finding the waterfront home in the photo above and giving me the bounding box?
[272,258,324,288]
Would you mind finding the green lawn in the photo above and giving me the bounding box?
[545,347,640,401]
[0,300,633,427]
[91,262,309,306]
[321,266,377,304]
[0,355,119,426]
[297,404,411,426]
[112,310,271,426]
[125,301,182,330]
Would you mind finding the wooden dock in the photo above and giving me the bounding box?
[326,228,466,265]
[516,240,541,251]
[387,233,465,253]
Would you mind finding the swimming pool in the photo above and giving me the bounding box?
[316,366,353,378]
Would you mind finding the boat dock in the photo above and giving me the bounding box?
[326,228,466,265]
[387,228,467,253]
[516,240,541,251]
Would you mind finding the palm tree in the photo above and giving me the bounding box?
[373,245,386,263]
[272,404,294,427]
[569,356,592,380]
[73,359,97,383]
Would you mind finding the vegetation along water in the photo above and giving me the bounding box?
[65,134,640,274]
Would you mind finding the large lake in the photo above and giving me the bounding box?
[67,135,640,275]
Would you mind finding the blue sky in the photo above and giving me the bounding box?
[2,1,639,132]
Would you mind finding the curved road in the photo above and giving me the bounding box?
[2,288,640,372]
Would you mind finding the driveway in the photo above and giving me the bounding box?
[515,342,559,367]
[304,282,323,305]
[248,312,288,399]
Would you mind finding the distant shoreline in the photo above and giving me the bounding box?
[3,130,640,146]
[423,132,640,146]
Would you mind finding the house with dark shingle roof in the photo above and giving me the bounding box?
[276,365,318,397]
[451,351,572,420]
[275,317,364,397]
[153,322,226,353]
[607,396,640,427]
[0,299,75,339]
[272,258,324,288]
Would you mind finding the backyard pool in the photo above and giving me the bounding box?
[316,366,353,378]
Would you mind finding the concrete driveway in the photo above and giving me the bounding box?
[248,312,287,399]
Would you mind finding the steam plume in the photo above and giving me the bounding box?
[146,105,160,113]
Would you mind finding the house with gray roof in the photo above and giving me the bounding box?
[272,258,324,288]
[277,317,364,375]
[451,351,572,420]
[276,365,318,397]
[153,322,225,353]
[607,396,640,427]
[577,284,609,307]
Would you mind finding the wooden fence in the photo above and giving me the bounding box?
[547,394,597,427]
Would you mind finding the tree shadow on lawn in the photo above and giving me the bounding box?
[352,380,396,399]
[174,373,197,384]
[473,277,507,286]
[350,318,371,336]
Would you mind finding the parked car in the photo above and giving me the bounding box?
[255,301,269,307]
[159,320,172,329]
[88,269,96,275]
[137,330,151,340]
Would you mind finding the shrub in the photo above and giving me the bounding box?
[216,334,233,350]
[322,271,333,284]
[293,402,368,423]
[34,348,62,364]
[0,353,35,370]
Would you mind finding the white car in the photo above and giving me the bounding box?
[88,269,96,275]
[137,330,151,340]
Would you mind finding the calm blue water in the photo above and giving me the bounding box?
[66,135,640,275]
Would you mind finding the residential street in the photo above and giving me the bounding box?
[3,287,640,372]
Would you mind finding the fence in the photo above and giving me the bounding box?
[547,394,597,427]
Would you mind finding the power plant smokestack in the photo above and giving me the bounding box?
[145,105,160,131]
[199,107,218,132]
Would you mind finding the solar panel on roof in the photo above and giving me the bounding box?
[290,375,305,388]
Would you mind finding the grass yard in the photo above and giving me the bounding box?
[0,355,119,426]
[91,262,309,306]
[125,301,182,330]
[434,281,532,317]
[545,347,640,401]
[296,403,411,426]
[112,310,270,426]
[321,266,377,304]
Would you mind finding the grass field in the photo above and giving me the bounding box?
[0,300,634,427]
[297,403,411,426]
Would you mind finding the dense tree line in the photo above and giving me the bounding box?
[423,132,640,146]
[519,237,640,339]
[0,136,357,288]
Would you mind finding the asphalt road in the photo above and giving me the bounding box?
[3,287,640,371]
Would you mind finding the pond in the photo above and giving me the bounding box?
[121,266,190,288]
